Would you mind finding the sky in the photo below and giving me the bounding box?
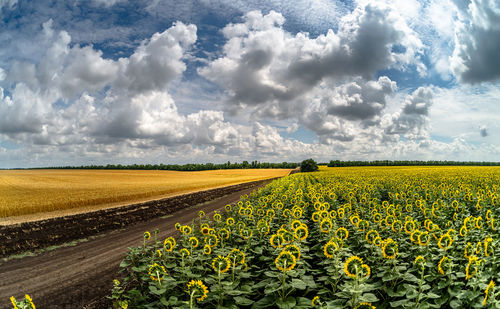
[0,0,499,168]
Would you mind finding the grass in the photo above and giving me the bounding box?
[0,169,290,219]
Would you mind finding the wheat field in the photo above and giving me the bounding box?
[0,169,290,221]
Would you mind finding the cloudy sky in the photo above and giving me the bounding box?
[0,0,499,167]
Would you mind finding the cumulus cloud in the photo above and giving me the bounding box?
[200,6,422,110]
[385,86,433,140]
[92,0,126,7]
[450,0,500,83]
[0,0,16,10]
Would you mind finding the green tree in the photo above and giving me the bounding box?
[300,158,319,172]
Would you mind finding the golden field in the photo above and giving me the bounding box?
[0,169,290,221]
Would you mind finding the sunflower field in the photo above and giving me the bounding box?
[113,166,499,308]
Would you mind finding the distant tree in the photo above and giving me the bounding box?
[300,158,319,172]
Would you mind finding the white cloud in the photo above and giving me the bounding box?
[92,0,126,7]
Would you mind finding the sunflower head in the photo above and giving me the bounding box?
[275,250,296,272]
[203,244,211,255]
[148,263,167,281]
[294,225,309,241]
[163,237,176,252]
[212,255,231,273]
[414,255,425,268]
[198,210,205,218]
[335,227,349,240]
[180,248,190,257]
[311,296,321,307]
[382,238,398,259]
[323,241,339,259]
[284,244,301,261]
[143,231,151,241]
[186,279,209,302]
[270,234,285,248]
[353,302,376,309]
[188,236,199,248]
[344,256,363,279]
[229,248,246,265]
[438,255,451,275]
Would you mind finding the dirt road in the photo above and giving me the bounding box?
[0,182,270,309]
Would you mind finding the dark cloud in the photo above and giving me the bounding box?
[451,0,500,83]
[480,125,488,137]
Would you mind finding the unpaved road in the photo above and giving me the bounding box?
[0,182,270,309]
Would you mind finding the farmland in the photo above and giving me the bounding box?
[114,166,499,308]
[0,169,290,222]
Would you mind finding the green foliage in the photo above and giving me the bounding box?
[300,159,319,173]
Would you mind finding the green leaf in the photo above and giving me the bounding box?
[252,295,276,309]
[390,299,411,307]
[276,297,296,309]
[234,296,254,306]
[360,293,379,302]
[450,299,462,308]
[291,279,307,290]
[426,292,440,299]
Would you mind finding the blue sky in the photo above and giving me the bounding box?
[0,0,499,167]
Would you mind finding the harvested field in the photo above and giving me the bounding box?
[0,168,290,220]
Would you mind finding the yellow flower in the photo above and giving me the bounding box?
[163,237,176,252]
[270,234,285,248]
[25,294,35,309]
[404,220,415,234]
[143,231,151,240]
[344,256,363,279]
[483,280,495,306]
[361,264,371,279]
[229,248,246,264]
[240,227,253,240]
[465,255,478,280]
[225,204,232,212]
[335,227,349,240]
[459,225,467,237]
[323,240,340,259]
[204,234,218,247]
[188,236,199,248]
[198,210,205,218]
[365,230,379,244]
[182,225,192,235]
[284,244,301,261]
[464,242,473,258]
[180,248,190,256]
[275,250,296,272]
[438,256,450,275]
[417,231,430,246]
[203,244,211,255]
[476,241,483,255]
[217,228,230,240]
[148,263,167,281]
[414,255,425,267]
[213,212,222,222]
[226,217,235,226]
[382,238,398,259]
[10,296,18,309]
[373,236,382,247]
[186,279,209,302]
[294,225,309,241]
[320,218,333,233]
[484,237,493,257]
[353,302,376,309]
[312,296,321,307]
[438,233,453,250]
[212,255,231,273]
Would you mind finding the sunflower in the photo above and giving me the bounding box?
[186,279,209,302]
[323,241,339,259]
[417,231,430,246]
[459,225,467,237]
[291,220,302,230]
[320,218,333,233]
[294,225,309,241]
[438,256,451,275]
[143,231,151,241]
[164,237,176,252]
[226,217,235,226]
[240,227,253,240]
[148,263,167,281]
[204,234,218,247]
[284,244,301,261]
[335,227,349,240]
[464,242,474,258]
[373,236,382,247]
[188,236,199,248]
[365,230,379,244]
[275,250,297,272]
[465,255,478,280]
[484,237,493,257]
[483,280,495,306]
[213,212,222,222]
[203,244,211,255]
[344,256,364,279]
[180,248,190,257]
[311,296,321,307]
[175,222,182,230]
[198,210,205,218]
[182,225,192,235]
[269,234,285,248]
[360,264,371,279]
[212,255,231,273]
[353,302,376,309]
[225,204,232,212]
[382,238,398,259]
[229,248,246,264]
[414,255,425,268]
[438,233,453,250]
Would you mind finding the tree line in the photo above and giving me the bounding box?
[39,161,299,171]
[327,160,500,167]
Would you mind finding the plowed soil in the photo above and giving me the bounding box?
[0,179,274,309]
